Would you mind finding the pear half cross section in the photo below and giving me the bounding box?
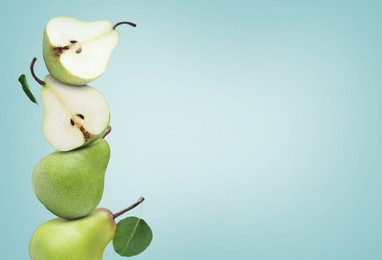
[42,75,110,151]
[43,16,125,85]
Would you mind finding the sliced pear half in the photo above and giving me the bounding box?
[43,16,135,85]
[41,75,110,151]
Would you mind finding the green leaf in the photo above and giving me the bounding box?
[113,217,153,257]
[18,74,38,105]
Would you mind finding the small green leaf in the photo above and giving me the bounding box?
[113,217,153,257]
[18,74,38,105]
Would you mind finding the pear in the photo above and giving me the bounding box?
[42,16,136,85]
[32,136,110,219]
[30,58,110,151]
[40,74,110,151]
[29,208,116,260]
[29,197,145,260]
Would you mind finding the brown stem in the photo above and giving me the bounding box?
[113,21,137,30]
[113,196,145,219]
[101,126,112,139]
[30,57,45,86]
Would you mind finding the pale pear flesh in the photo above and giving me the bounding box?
[43,16,119,85]
[41,75,110,152]
[32,139,110,219]
[29,209,116,260]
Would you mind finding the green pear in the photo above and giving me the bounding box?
[29,208,116,260]
[42,16,136,85]
[32,137,110,219]
[29,197,145,260]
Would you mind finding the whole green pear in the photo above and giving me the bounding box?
[29,208,116,260]
[32,138,110,219]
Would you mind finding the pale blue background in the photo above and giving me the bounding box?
[1,0,382,259]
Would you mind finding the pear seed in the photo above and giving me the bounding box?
[76,114,85,119]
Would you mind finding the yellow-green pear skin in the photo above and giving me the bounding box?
[32,139,110,219]
[29,209,116,260]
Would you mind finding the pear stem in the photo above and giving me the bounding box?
[113,21,137,30]
[101,126,112,139]
[113,196,145,219]
[30,57,45,86]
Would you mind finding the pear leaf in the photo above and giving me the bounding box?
[113,217,153,257]
[18,74,38,105]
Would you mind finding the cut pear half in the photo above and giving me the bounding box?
[41,75,110,151]
[43,16,119,85]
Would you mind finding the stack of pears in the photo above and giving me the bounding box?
[20,16,152,259]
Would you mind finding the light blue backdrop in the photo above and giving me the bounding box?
[1,0,381,259]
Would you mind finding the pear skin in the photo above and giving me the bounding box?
[29,209,116,260]
[32,139,110,219]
